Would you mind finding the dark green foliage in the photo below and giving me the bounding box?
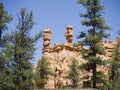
[8,8,42,90]
[77,0,111,88]
[0,43,15,89]
[110,79,120,90]
[0,3,12,39]
[66,57,79,88]
[0,2,13,90]
[34,56,53,89]
[0,8,42,90]
[109,32,120,90]
[10,8,34,90]
[0,3,42,90]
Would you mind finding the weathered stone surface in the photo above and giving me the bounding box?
[65,25,73,43]
[35,26,120,89]
[43,48,85,88]
[43,28,52,53]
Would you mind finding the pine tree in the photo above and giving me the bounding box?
[6,8,42,90]
[109,31,120,90]
[0,3,13,89]
[67,57,79,88]
[34,56,53,89]
[110,43,120,81]
[0,43,16,90]
[0,3,12,39]
[77,0,111,88]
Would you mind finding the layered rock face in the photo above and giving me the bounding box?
[41,25,120,89]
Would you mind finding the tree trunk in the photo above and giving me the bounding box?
[93,63,97,88]
[0,27,2,39]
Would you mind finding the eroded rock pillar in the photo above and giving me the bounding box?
[65,25,73,43]
[43,28,52,53]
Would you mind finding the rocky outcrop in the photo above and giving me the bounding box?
[38,25,120,89]
[43,48,85,88]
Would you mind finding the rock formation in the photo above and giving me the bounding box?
[42,28,52,53]
[65,25,73,43]
[36,25,120,89]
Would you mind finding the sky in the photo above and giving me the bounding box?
[0,0,120,64]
